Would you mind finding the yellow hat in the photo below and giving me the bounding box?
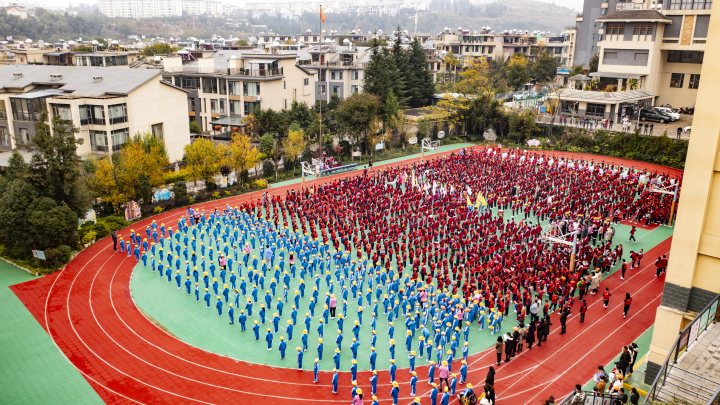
[467,383,473,388]
[393,381,399,387]
[356,389,362,395]
[414,398,421,403]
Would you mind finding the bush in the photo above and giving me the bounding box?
[82,230,97,245]
[262,161,275,178]
[252,179,268,189]
[92,222,112,239]
[196,192,208,201]
[224,191,231,196]
[212,192,221,199]
[188,196,195,204]
[153,206,164,214]
[206,181,217,192]
[57,245,73,265]
[163,171,187,185]
[175,196,190,207]
[141,205,157,216]
[173,181,187,198]
[101,216,126,231]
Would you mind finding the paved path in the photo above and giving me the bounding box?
[8,145,680,404]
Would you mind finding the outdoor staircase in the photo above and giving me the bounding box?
[656,323,720,404]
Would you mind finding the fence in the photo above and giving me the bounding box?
[535,115,690,140]
[644,293,720,403]
[559,390,623,405]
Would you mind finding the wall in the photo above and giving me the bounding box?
[645,2,720,384]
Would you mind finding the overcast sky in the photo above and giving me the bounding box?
[55,0,584,13]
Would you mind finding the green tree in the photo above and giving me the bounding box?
[532,49,559,82]
[142,43,179,56]
[364,45,404,120]
[589,54,600,73]
[259,133,282,180]
[189,120,200,134]
[569,64,586,76]
[183,138,228,186]
[409,37,434,107]
[335,93,381,155]
[506,54,531,90]
[27,197,78,250]
[27,112,89,217]
[0,179,37,251]
[227,132,261,187]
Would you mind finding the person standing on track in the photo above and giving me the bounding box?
[603,288,612,308]
[559,306,570,335]
[580,300,588,323]
[494,337,503,365]
[623,293,633,318]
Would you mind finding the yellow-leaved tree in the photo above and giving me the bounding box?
[228,132,261,187]
[281,129,307,175]
[183,138,228,187]
[88,136,169,208]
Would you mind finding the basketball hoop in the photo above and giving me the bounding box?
[540,224,579,271]
[301,161,320,188]
[422,139,440,151]
[647,178,680,226]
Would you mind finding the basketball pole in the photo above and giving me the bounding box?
[569,230,578,273]
[668,181,679,226]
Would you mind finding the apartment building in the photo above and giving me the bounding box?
[296,44,370,101]
[161,51,315,135]
[98,0,224,17]
[0,65,191,163]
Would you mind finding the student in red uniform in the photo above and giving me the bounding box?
[603,288,612,308]
[579,300,588,322]
[620,259,628,280]
[623,293,633,318]
[628,226,637,243]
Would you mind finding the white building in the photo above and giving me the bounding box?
[0,65,192,163]
[98,0,226,18]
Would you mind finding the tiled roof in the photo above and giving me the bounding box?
[596,10,672,22]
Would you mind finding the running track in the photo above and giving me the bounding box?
[11,146,682,404]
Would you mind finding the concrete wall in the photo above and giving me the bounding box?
[646,2,720,384]
[602,49,649,66]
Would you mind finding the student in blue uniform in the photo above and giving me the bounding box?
[313,358,319,383]
[296,347,303,370]
[317,338,324,361]
[410,371,418,396]
[331,368,339,394]
[369,370,378,395]
[278,336,287,359]
[228,304,234,324]
[265,328,273,349]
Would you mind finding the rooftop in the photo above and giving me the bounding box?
[596,10,672,22]
[551,88,654,102]
[0,65,164,97]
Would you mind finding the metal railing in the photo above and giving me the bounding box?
[165,66,283,77]
[644,293,720,403]
[559,390,623,405]
[297,60,367,68]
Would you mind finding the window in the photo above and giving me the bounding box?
[586,103,606,117]
[633,24,652,38]
[689,74,700,89]
[0,126,10,146]
[210,99,219,113]
[244,101,260,115]
[11,97,47,122]
[667,50,704,63]
[108,103,127,124]
[202,77,218,93]
[304,78,309,86]
[669,0,712,8]
[351,85,358,94]
[17,127,28,143]
[219,79,227,95]
[219,99,226,114]
[634,53,649,61]
[51,104,72,122]
[89,130,108,152]
[243,82,260,96]
[283,81,286,89]
[351,71,359,80]
[0,100,6,119]
[332,85,341,95]
[230,100,242,115]
[330,70,343,80]
[228,81,242,95]
[603,51,618,60]
[670,73,685,88]
[151,123,164,141]
[110,128,129,151]
[79,105,105,125]
[561,101,578,114]
[181,77,200,89]
[606,23,625,36]
[320,85,326,96]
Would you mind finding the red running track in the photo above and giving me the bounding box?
[11,146,677,404]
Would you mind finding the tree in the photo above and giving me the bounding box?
[589,54,600,73]
[27,112,89,217]
[363,46,404,120]
[0,179,37,251]
[87,137,169,208]
[334,93,382,156]
[183,138,227,187]
[236,39,249,46]
[27,197,78,250]
[227,132,261,187]
[142,43,179,56]
[258,133,281,180]
[444,53,462,83]
[506,54,531,90]
[388,110,414,148]
[408,37,434,107]
[282,129,308,175]
[508,109,537,144]
[189,120,200,134]
[569,64,586,76]
[532,49,559,82]
[416,117,432,140]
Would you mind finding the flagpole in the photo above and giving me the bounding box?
[319,4,323,147]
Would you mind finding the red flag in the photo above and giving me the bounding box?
[320,7,327,22]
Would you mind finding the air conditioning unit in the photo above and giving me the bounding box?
[12,72,22,78]
[93,76,103,82]
[254,95,262,101]
[50,74,63,80]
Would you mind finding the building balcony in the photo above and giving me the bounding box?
[576,13,583,21]
[297,61,368,68]
[165,66,284,77]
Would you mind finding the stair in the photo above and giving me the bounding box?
[656,323,720,404]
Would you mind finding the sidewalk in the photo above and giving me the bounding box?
[536,115,692,140]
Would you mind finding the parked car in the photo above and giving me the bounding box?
[683,126,692,134]
[640,108,672,123]
[653,106,680,121]
[513,92,526,100]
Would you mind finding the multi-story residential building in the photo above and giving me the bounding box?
[161,51,315,135]
[98,0,225,18]
[296,43,370,101]
[556,4,709,120]
[0,65,191,163]
[12,49,142,67]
